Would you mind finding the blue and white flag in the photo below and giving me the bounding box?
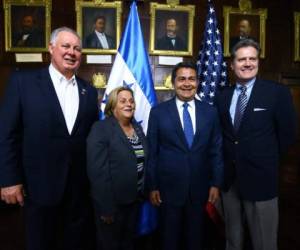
[101,1,157,133]
[197,0,228,105]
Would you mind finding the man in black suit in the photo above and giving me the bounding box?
[216,39,297,250]
[147,62,223,250]
[156,18,187,51]
[0,27,98,250]
[12,14,44,47]
[84,16,115,49]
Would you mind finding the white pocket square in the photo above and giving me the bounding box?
[253,108,267,111]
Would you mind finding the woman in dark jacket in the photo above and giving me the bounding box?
[87,86,148,250]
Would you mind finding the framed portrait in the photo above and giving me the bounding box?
[3,0,51,52]
[223,6,267,58]
[149,2,195,56]
[294,12,300,62]
[76,0,122,54]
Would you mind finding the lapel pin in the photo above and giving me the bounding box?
[81,88,86,95]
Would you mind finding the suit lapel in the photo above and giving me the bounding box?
[71,78,87,135]
[167,98,189,150]
[37,68,69,135]
[225,86,236,133]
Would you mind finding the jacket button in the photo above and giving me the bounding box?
[234,141,239,145]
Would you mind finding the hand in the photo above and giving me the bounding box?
[100,215,114,224]
[1,184,24,206]
[150,190,162,206]
[208,186,219,205]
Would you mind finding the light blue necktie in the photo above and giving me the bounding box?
[234,86,247,131]
[183,102,194,148]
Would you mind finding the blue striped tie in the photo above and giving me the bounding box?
[234,86,247,131]
[183,102,194,148]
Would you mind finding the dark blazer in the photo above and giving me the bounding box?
[146,98,223,206]
[87,116,148,216]
[156,35,187,51]
[216,79,297,201]
[0,68,99,205]
[84,32,115,49]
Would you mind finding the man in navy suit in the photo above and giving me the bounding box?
[84,16,115,49]
[147,62,224,250]
[216,39,297,250]
[0,27,98,250]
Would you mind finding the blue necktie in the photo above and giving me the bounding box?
[234,86,247,131]
[183,102,194,148]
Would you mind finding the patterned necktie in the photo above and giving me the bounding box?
[233,86,247,131]
[183,102,194,148]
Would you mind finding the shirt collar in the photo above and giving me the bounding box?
[95,30,105,36]
[49,64,76,85]
[176,97,195,109]
[236,77,256,91]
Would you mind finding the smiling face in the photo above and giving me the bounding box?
[48,31,82,79]
[231,46,259,84]
[174,67,198,102]
[113,90,135,121]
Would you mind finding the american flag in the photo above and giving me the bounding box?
[197,0,228,104]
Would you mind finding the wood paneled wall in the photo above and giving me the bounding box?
[0,0,299,186]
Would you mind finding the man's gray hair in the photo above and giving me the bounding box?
[49,27,82,47]
[231,38,261,59]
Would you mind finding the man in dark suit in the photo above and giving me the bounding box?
[84,16,115,49]
[147,62,224,250]
[0,27,99,250]
[156,18,187,51]
[12,14,44,47]
[216,39,297,250]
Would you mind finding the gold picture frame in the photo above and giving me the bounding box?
[294,12,300,62]
[223,5,267,58]
[76,0,122,54]
[149,2,195,56]
[3,0,51,52]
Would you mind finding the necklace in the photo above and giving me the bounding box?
[127,130,139,144]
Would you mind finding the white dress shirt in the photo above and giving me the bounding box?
[95,30,109,49]
[49,64,79,134]
[176,98,196,134]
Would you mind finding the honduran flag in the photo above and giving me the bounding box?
[100,0,157,133]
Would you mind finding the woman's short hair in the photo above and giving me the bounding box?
[104,86,134,117]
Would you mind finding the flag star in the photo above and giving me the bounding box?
[216,29,220,34]
[220,81,226,86]
[207,29,212,34]
[222,62,227,67]
[212,71,217,76]
[206,39,211,45]
[209,7,215,13]
[209,92,215,97]
[214,50,219,56]
[210,82,216,87]
[213,61,218,66]
[199,92,205,98]
[208,18,213,24]
[123,80,134,89]
[221,71,227,77]
[203,71,208,76]
[206,50,211,56]
[215,39,220,45]
[201,81,206,86]
[205,60,209,65]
